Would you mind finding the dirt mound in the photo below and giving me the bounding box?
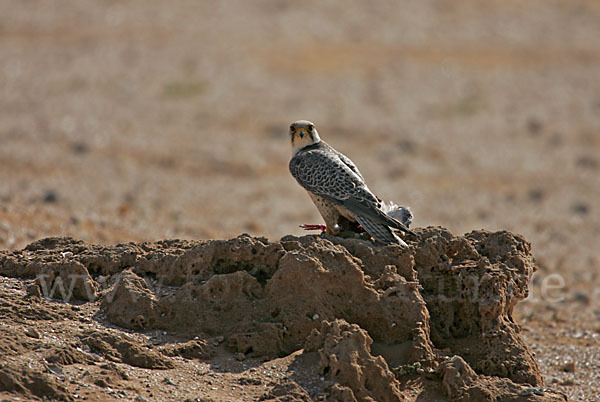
[0,227,566,400]
[0,363,73,401]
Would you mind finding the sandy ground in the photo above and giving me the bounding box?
[1,0,599,400]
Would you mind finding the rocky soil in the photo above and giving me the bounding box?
[0,228,567,401]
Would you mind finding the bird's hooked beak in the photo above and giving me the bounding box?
[296,128,307,139]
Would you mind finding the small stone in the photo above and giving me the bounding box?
[312,314,320,320]
[527,188,545,202]
[25,327,41,338]
[560,379,575,386]
[215,336,225,343]
[526,118,543,135]
[135,396,149,402]
[26,282,42,299]
[95,378,110,388]
[562,361,576,372]
[533,388,545,396]
[46,365,63,375]
[573,291,590,304]
[522,387,545,396]
[571,202,590,215]
[72,142,90,155]
[162,377,176,386]
[575,155,599,169]
[43,190,59,203]
[235,353,246,361]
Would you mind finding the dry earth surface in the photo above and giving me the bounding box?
[0,230,568,400]
[1,0,599,400]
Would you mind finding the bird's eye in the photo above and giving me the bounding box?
[307,125,314,133]
[290,126,296,133]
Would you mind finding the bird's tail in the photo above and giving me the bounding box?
[355,215,408,247]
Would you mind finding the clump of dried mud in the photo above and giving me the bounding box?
[0,227,566,401]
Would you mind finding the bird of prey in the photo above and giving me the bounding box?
[288,120,416,246]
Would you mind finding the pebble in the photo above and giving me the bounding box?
[43,190,59,203]
[72,142,90,155]
[163,377,177,386]
[46,365,63,375]
[571,202,590,215]
[519,387,545,396]
[562,361,576,372]
[25,327,41,338]
[573,291,590,304]
[526,117,543,135]
[26,283,42,299]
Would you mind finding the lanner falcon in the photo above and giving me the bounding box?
[288,120,416,246]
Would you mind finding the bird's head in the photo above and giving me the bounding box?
[289,120,321,155]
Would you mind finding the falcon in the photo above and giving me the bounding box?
[288,120,416,246]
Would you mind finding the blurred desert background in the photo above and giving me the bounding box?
[1,0,599,399]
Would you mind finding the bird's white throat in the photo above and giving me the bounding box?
[291,133,321,156]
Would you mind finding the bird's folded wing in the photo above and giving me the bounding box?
[289,150,365,201]
[335,151,365,181]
